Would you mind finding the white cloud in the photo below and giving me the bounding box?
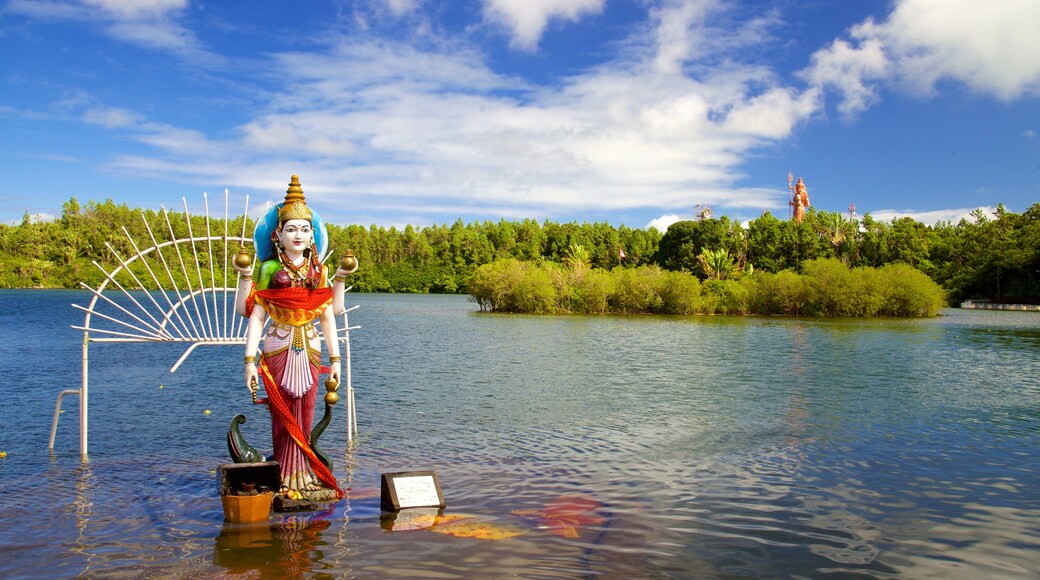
[384,0,422,17]
[650,0,715,75]
[482,0,605,51]
[105,19,198,53]
[803,38,887,117]
[10,0,188,20]
[859,0,1040,100]
[646,214,683,231]
[646,206,1000,230]
[8,0,206,57]
[82,106,142,128]
[7,212,57,225]
[67,2,824,225]
[806,0,1040,115]
[868,206,997,226]
[80,0,186,20]
[722,86,821,138]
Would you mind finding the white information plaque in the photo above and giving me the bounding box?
[381,471,445,511]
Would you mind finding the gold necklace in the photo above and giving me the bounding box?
[280,252,310,285]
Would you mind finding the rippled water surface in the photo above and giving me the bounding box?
[2,291,1038,578]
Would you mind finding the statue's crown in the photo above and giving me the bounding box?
[278,174,312,222]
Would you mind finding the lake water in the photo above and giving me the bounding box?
[1,290,1038,578]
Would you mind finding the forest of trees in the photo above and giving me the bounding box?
[1,196,1037,310]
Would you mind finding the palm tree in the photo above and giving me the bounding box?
[564,243,590,271]
[698,248,736,280]
[821,212,856,262]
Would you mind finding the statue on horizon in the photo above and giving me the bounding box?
[788,172,810,223]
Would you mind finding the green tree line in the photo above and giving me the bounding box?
[653,204,1039,304]
[1,196,1037,307]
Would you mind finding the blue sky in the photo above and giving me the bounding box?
[1,0,1038,230]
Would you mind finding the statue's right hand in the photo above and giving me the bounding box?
[245,364,258,393]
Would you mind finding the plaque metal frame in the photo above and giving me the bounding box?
[380,471,445,511]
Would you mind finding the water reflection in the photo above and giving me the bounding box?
[213,510,340,578]
[70,462,95,576]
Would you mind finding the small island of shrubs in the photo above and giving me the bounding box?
[469,257,946,317]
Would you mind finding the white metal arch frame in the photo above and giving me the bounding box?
[49,191,359,458]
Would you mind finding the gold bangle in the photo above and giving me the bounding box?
[244,355,256,364]
[329,355,341,363]
[333,275,346,282]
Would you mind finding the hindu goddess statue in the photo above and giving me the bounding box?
[233,175,357,499]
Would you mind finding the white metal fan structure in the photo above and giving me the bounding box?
[48,191,359,458]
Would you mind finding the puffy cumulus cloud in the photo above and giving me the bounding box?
[646,214,683,232]
[858,0,1040,100]
[803,38,887,117]
[722,86,821,138]
[483,0,605,51]
[806,0,1040,114]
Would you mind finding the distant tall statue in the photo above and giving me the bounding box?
[788,172,810,223]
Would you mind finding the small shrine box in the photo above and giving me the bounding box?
[217,461,280,496]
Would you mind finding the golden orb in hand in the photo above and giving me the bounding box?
[234,246,253,269]
[324,391,339,405]
[340,250,358,272]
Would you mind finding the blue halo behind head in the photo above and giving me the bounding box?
[253,203,328,262]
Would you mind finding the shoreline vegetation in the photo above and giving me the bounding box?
[2,197,1037,317]
[469,258,946,317]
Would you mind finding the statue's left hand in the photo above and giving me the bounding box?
[334,265,357,278]
[328,362,341,387]
[335,255,359,278]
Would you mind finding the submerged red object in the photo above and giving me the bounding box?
[512,495,606,538]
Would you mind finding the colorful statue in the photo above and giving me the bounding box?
[233,175,358,501]
[788,172,810,223]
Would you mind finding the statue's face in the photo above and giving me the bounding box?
[278,219,313,254]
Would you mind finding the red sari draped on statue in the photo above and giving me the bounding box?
[247,283,343,498]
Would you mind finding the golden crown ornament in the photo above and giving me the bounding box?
[278,174,313,222]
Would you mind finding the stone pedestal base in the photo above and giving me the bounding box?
[273,487,340,512]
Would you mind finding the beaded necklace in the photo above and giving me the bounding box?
[278,246,319,289]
